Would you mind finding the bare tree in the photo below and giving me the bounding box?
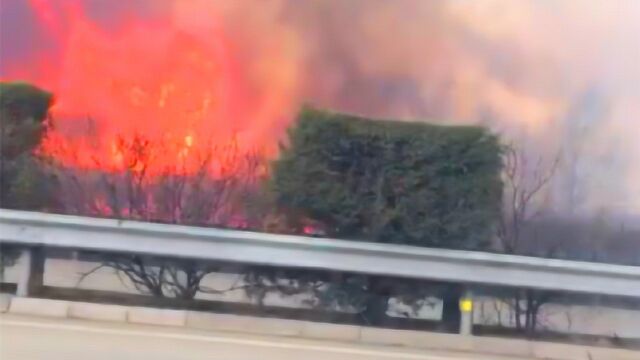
[498,145,560,253]
[498,144,561,335]
[53,134,269,299]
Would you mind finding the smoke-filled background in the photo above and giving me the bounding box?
[1,0,640,219]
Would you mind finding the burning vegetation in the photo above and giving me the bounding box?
[2,1,640,338]
[6,0,299,176]
[3,0,640,216]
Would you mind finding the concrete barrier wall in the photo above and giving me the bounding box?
[185,311,303,336]
[9,297,69,318]
[68,302,128,322]
[2,296,639,360]
[44,258,640,337]
[5,258,639,337]
[128,307,187,327]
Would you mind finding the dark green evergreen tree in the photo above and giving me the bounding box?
[257,106,504,329]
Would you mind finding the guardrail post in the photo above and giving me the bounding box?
[459,287,474,335]
[16,247,45,297]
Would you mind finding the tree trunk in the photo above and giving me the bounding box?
[514,291,523,331]
[441,285,461,333]
[530,305,539,335]
[525,290,533,335]
[525,290,541,337]
[359,294,390,326]
[30,247,45,296]
[150,286,165,297]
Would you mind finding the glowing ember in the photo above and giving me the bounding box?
[7,0,299,175]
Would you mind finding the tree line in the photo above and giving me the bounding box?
[3,81,634,336]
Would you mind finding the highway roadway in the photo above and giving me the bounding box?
[0,314,521,360]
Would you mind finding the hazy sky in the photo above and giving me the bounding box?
[2,0,640,216]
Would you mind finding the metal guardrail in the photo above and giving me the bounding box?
[1,209,640,298]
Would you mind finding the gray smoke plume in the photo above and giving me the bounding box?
[2,0,640,219]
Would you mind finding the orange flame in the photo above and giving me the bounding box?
[10,1,299,175]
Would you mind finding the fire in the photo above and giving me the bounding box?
[184,135,194,148]
[7,0,300,175]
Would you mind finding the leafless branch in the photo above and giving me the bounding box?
[75,263,109,287]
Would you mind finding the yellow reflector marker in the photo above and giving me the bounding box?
[459,298,473,313]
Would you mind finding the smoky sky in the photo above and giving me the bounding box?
[2,0,640,218]
[1,0,49,66]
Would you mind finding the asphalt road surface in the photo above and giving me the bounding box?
[0,314,520,360]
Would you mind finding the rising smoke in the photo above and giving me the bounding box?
[1,0,639,217]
